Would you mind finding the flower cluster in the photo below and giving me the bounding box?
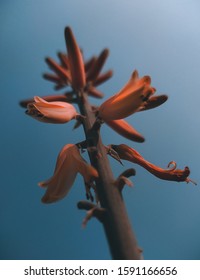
[21,26,195,204]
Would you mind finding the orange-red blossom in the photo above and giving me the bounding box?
[110,144,196,184]
[39,144,98,203]
[98,70,155,121]
[26,96,78,124]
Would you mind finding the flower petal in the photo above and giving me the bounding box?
[19,94,73,108]
[39,144,79,203]
[72,150,99,183]
[138,95,168,112]
[39,144,98,203]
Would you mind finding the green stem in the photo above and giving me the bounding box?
[77,91,141,260]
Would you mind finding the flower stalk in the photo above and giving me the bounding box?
[20,26,195,260]
[76,90,141,259]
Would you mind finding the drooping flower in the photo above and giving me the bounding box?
[64,27,86,90]
[110,144,196,184]
[98,70,156,121]
[26,96,78,124]
[39,144,99,203]
[105,119,145,143]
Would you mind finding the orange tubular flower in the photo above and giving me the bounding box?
[39,144,98,203]
[111,144,196,184]
[26,96,78,124]
[105,119,145,143]
[64,27,86,90]
[98,70,156,121]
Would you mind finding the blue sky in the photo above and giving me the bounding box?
[1,0,200,260]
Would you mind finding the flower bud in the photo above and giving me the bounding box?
[26,96,77,124]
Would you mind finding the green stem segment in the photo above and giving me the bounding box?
[77,91,141,260]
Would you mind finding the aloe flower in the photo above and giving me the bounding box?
[39,144,99,203]
[26,96,78,124]
[111,144,195,184]
[105,119,145,143]
[98,70,156,121]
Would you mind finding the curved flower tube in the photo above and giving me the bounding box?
[26,96,78,124]
[98,70,155,121]
[105,119,145,143]
[110,144,196,184]
[39,144,99,203]
[65,27,86,90]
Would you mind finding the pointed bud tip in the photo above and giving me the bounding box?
[41,196,50,204]
[19,100,26,108]
[137,136,145,143]
[162,94,168,101]
[103,48,109,55]
[64,26,73,39]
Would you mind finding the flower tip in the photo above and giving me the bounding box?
[19,100,27,108]
[64,27,77,46]
[132,69,139,79]
[64,26,72,37]
[41,194,52,204]
[38,181,45,188]
[162,94,168,102]
[103,48,109,56]
[138,136,145,143]
[64,26,86,90]
[45,57,50,64]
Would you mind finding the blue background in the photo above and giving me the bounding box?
[1,0,200,260]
